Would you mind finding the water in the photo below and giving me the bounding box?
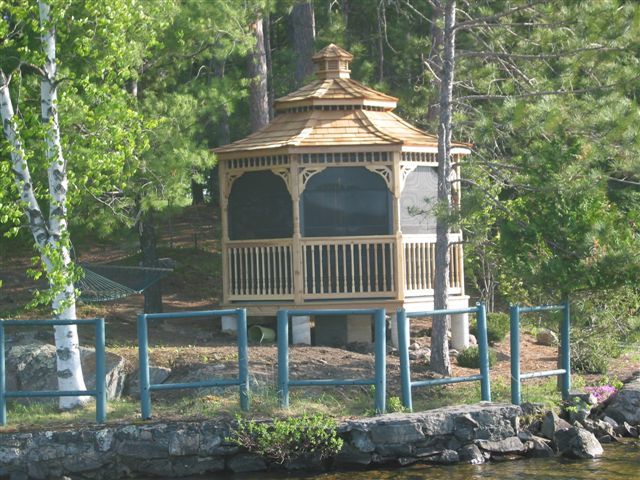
[227,442,639,480]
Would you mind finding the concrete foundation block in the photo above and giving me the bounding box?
[221,315,237,335]
[291,316,311,345]
[346,315,373,344]
[389,313,399,348]
[451,313,469,350]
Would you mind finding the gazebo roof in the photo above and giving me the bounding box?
[214,44,468,158]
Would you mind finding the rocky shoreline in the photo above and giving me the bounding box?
[1,392,638,480]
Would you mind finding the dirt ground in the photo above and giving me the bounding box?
[1,205,639,408]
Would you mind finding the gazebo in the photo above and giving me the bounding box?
[214,44,471,348]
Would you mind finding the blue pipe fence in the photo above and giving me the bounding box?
[0,318,106,426]
[137,308,249,418]
[277,308,387,413]
[397,304,491,411]
[510,301,571,405]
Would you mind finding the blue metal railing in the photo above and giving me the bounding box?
[397,304,491,411]
[277,308,387,413]
[137,309,249,418]
[0,318,106,426]
[510,301,570,405]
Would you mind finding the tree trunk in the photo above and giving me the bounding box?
[191,179,205,205]
[430,0,456,376]
[248,15,269,132]
[292,0,316,87]
[264,14,275,120]
[138,209,163,314]
[426,1,444,124]
[39,1,88,408]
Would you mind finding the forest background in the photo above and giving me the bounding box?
[1,0,639,382]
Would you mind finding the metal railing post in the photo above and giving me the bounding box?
[476,303,491,402]
[510,304,521,405]
[397,309,412,411]
[137,314,152,419]
[95,318,107,423]
[561,300,571,400]
[0,321,5,426]
[277,310,289,408]
[374,309,386,414]
[237,308,250,411]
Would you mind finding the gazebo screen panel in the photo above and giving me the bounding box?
[400,166,438,234]
[228,171,293,240]
[301,167,392,237]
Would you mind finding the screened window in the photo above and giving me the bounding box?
[302,167,392,237]
[400,166,437,234]
[228,171,293,240]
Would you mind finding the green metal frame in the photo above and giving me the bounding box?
[397,304,491,411]
[137,308,249,418]
[510,301,571,405]
[277,308,387,413]
[0,318,106,426]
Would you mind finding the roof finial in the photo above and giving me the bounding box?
[312,44,353,80]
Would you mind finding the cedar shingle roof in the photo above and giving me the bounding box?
[214,45,468,157]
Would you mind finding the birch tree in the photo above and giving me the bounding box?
[1,0,153,408]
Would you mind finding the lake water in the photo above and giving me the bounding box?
[224,442,639,480]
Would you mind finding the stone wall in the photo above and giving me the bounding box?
[0,403,523,479]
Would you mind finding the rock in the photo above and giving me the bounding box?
[458,444,484,464]
[604,374,640,426]
[409,348,431,361]
[536,329,558,346]
[6,343,127,403]
[449,349,459,357]
[468,334,477,346]
[453,413,480,441]
[519,433,554,458]
[554,427,603,459]
[615,421,638,438]
[227,453,267,473]
[602,416,619,428]
[568,391,598,407]
[428,449,459,464]
[126,366,172,397]
[476,436,525,454]
[597,435,614,444]
[540,411,572,440]
[409,341,421,351]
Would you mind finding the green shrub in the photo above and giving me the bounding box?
[457,346,496,369]
[470,312,510,344]
[230,414,343,464]
[387,396,408,413]
[571,331,620,374]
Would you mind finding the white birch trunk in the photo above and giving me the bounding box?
[39,0,89,409]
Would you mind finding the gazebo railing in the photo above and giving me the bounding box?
[225,234,464,302]
[403,234,464,296]
[301,236,396,298]
[227,239,294,300]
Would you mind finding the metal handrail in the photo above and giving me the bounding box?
[137,308,249,418]
[0,317,106,426]
[277,308,387,413]
[397,304,491,411]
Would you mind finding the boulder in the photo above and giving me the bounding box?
[6,342,126,403]
[604,374,640,426]
[536,329,558,346]
[553,427,603,459]
[540,411,572,440]
[476,436,526,454]
[457,444,484,464]
[126,366,172,398]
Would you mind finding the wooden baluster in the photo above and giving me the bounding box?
[349,243,355,293]
[266,246,272,295]
[285,245,291,294]
[342,244,348,294]
[357,243,363,292]
[319,245,325,294]
[311,245,316,294]
[229,249,235,295]
[381,243,387,291]
[420,242,426,290]
[333,244,339,293]
[430,242,436,290]
[244,247,250,295]
[364,243,370,292]
[373,243,379,292]
[302,245,308,294]
[406,243,413,291]
[389,242,395,291]
[275,245,281,295]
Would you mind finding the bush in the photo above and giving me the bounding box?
[457,346,496,369]
[230,414,343,464]
[470,312,510,344]
[571,331,620,374]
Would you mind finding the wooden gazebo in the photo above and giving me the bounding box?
[214,44,471,347]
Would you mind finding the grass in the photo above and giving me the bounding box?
[0,375,575,432]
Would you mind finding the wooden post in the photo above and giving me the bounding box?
[392,151,405,301]
[291,154,304,303]
[219,160,230,305]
